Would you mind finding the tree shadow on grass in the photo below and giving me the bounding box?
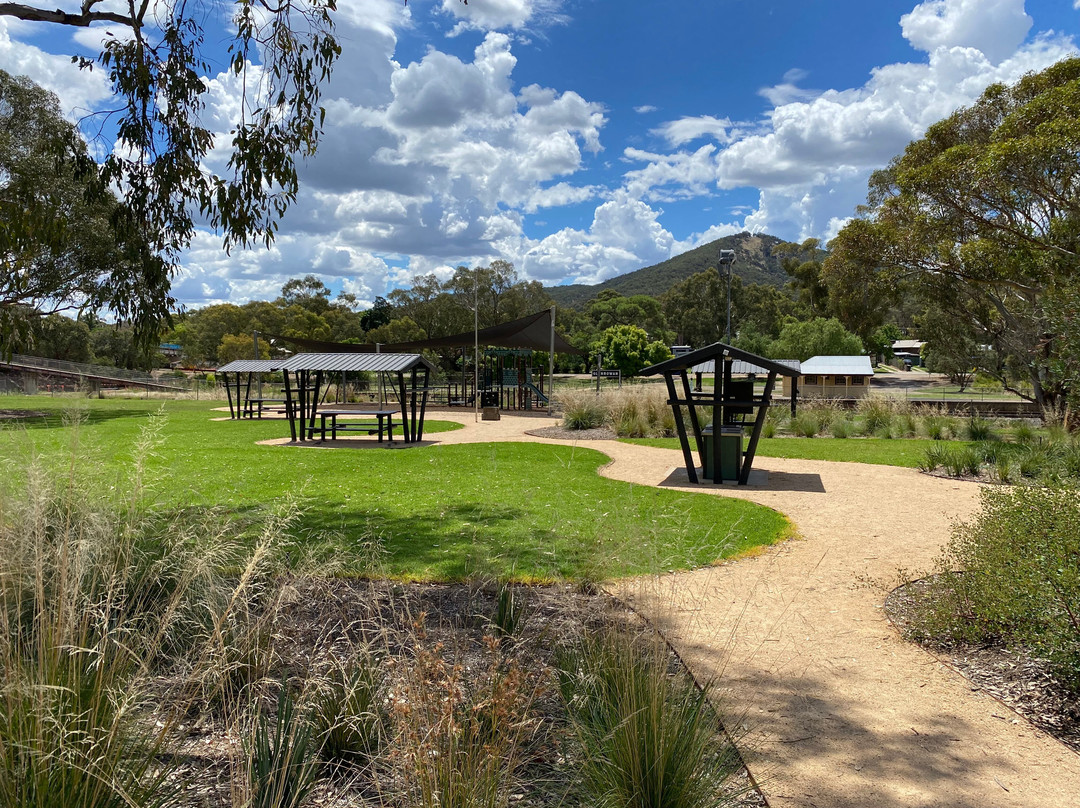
[0,407,157,430]
[297,501,569,581]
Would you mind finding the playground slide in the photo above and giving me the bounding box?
[524,382,549,404]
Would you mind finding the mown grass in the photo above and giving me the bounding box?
[0,397,789,581]
[621,436,975,469]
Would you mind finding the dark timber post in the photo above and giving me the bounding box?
[417,367,430,440]
[665,371,698,484]
[283,371,297,442]
[741,371,777,485]
[679,370,704,458]
[224,374,235,418]
[711,357,723,484]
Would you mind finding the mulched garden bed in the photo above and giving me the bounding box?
[164,579,765,806]
[526,425,617,441]
[885,578,1080,753]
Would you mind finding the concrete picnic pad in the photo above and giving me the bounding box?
[425,410,1080,807]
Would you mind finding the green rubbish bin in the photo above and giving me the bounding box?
[700,425,743,482]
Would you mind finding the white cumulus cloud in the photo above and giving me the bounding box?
[900,0,1032,63]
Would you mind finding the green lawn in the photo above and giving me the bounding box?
[0,397,790,581]
[621,435,975,468]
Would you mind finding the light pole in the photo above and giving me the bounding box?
[718,248,736,342]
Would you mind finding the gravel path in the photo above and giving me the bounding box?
[418,410,1080,806]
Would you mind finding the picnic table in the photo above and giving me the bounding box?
[310,409,397,442]
[244,397,288,419]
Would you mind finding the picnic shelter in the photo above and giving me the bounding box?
[216,359,284,419]
[277,352,436,444]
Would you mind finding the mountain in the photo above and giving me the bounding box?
[544,232,790,309]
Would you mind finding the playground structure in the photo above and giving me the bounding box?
[473,349,550,410]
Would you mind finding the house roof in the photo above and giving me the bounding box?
[801,355,875,376]
[690,359,801,375]
[276,353,436,373]
[216,359,283,373]
[640,342,802,377]
[891,339,925,351]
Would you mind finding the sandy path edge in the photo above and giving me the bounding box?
[278,410,1080,806]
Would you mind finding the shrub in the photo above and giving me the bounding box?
[964,417,995,442]
[558,390,606,430]
[895,411,919,438]
[990,457,1014,484]
[396,624,537,808]
[918,443,950,473]
[312,653,386,765]
[922,414,951,441]
[243,684,321,808]
[0,416,229,808]
[789,413,819,438]
[1018,444,1051,478]
[803,399,842,432]
[556,631,745,808]
[975,440,1005,464]
[1012,420,1038,445]
[941,445,981,477]
[829,417,855,439]
[491,582,526,639]
[908,486,1080,693]
[857,396,895,435]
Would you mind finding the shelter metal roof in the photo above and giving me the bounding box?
[276,352,436,374]
[640,342,802,378]
[216,359,283,373]
[800,355,875,376]
[690,359,801,376]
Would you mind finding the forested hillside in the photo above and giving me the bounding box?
[545,232,789,308]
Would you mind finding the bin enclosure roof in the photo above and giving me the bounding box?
[641,342,802,378]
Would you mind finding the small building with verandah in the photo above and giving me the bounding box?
[786,355,875,399]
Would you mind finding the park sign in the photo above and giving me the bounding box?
[592,369,621,379]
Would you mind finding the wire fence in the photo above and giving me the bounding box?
[3,354,203,394]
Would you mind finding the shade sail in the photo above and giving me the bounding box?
[264,309,583,354]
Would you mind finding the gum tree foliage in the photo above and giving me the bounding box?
[596,324,671,376]
[768,317,863,362]
[775,239,830,318]
[585,290,673,344]
[0,0,342,253]
[0,0,347,353]
[824,58,1080,408]
[0,70,167,353]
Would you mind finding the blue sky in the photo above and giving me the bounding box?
[1,0,1077,309]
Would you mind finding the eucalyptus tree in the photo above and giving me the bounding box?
[824,58,1080,408]
[0,0,342,254]
[0,70,168,354]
